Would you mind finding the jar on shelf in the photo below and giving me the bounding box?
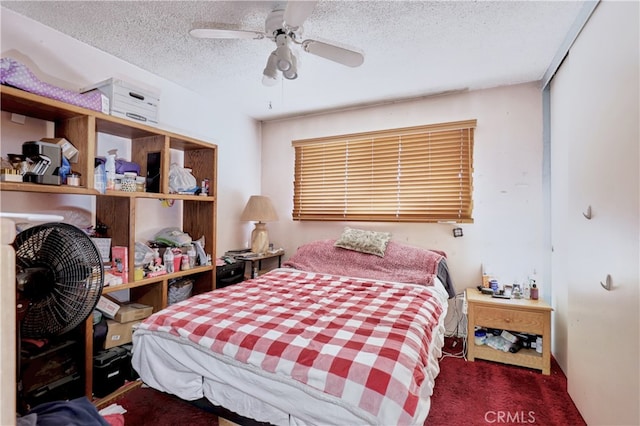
[474,329,487,346]
[135,176,146,192]
[121,172,137,192]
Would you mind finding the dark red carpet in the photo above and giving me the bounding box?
[113,337,585,425]
[427,338,585,425]
[113,386,219,425]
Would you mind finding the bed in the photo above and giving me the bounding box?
[132,237,455,426]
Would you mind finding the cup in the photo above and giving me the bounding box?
[181,254,190,270]
[173,251,182,272]
[67,175,80,186]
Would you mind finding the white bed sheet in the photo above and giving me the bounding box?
[132,273,449,426]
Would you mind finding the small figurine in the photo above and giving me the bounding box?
[512,283,522,299]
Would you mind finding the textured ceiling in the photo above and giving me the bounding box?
[2,1,587,121]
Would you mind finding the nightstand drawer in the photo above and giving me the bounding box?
[474,306,545,334]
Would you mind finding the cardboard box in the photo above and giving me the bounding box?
[104,319,140,349]
[81,78,159,126]
[113,303,153,323]
[96,295,120,319]
[40,137,79,163]
[96,295,152,323]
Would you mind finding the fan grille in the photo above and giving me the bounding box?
[14,222,104,338]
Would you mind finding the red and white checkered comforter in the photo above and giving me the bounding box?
[138,269,445,425]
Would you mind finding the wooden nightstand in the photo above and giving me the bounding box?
[465,288,553,374]
[236,250,285,278]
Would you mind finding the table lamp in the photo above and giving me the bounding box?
[240,195,278,254]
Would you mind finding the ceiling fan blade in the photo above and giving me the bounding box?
[302,40,364,68]
[284,1,318,29]
[189,28,265,40]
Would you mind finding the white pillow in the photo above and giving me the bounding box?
[334,227,392,257]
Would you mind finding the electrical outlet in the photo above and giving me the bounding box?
[462,293,468,315]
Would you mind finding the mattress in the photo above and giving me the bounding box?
[132,268,449,426]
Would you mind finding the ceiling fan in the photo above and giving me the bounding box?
[189,1,364,86]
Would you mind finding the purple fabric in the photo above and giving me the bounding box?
[1,57,105,112]
[115,159,141,175]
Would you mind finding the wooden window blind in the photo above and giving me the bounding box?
[292,119,476,222]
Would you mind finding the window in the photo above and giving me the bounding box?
[292,119,476,223]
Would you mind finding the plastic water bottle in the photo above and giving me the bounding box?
[105,151,116,190]
[163,248,174,273]
[94,162,106,194]
[187,245,197,268]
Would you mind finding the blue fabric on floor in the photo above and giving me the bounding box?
[17,397,109,426]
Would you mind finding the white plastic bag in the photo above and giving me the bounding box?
[168,163,197,193]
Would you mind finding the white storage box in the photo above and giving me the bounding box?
[81,78,159,126]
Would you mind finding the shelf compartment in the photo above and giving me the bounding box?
[95,196,133,267]
[472,344,543,371]
[188,269,215,295]
[183,199,216,257]
[130,280,166,313]
[1,85,89,121]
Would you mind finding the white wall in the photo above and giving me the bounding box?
[0,7,261,255]
[262,83,546,302]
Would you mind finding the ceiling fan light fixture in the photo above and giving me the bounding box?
[274,33,296,72]
[262,74,279,86]
[283,54,298,80]
[275,45,293,71]
[283,70,297,80]
[262,51,279,86]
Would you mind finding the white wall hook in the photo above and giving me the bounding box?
[583,205,592,220]
[600,274,612,291]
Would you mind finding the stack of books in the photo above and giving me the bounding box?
[225,248,251,255]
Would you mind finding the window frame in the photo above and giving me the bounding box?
[292,119,476,223]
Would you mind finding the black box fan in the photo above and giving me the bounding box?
[13,222,104,338]
[13,222,105,411]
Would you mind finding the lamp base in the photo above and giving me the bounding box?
[251,222,269,254]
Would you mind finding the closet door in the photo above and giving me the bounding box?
[550,2,639,425]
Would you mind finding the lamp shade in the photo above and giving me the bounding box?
[240,195,278,223]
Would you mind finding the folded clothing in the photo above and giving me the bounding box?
[0,57,105,112]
